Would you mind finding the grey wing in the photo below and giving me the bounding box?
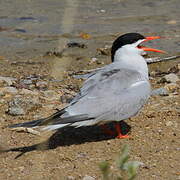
[66,66,151,124]
[70,64,123,104]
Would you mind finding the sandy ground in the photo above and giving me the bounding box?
[0,1,179,179]
[0,42,179,180]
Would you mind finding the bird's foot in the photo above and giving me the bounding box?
[116,134,130,139]
[115,122,130,139]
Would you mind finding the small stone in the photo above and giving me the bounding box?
[41,90,60,102]
[149,71,157,77]
[28,84,36,89]
[97,9,106,13]
[0,90,5,97]
[19,166,25,171]
[42,90,57,98]
[0,117,5,122]
[36,81,48,90]
[151,88,169,96]
[76,152,87,159]
[168,63,180,74]
[82,175,95,180]
[8,106,25,116]
[66,176,76,180]
[151,163,157,167]
[165,121,173,127]
[97,47,110,56]
[166,20,177,25]
[160,73,179,83]
[0,76,17,86]
[7,95,41,116]
[164,83,179,93]
[91,57,98,63]
[0,99,6,104]
[60,94,73,103]
[21,79,33,85]
[150,70,164,77]
[67,42,87,48]
[42,104,55,110]
[20,88,38,95]
[1,87,18,94]
[0,79,7,87]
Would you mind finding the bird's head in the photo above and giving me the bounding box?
[111,33,166,62]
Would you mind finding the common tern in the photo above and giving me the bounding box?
[10,33,165,138]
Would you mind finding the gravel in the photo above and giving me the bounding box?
[7,95,41,116]
[160,73,179,83]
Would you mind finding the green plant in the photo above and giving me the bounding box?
[99,145,142,180]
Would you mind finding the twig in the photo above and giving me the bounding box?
[146,55,180,64]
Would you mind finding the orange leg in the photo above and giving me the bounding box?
[115,122,130,139]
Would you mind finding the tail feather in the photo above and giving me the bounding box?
[9,108,95,130]
[9,108,66,128]
[9,119,43,128]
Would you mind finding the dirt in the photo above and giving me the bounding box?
[0,0,180,179]
[0,40,179,180]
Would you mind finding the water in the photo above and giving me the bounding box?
[0,0,179,59]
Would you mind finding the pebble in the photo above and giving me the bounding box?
[0,90,5,97]
[165,121,173,127]
[160,73,179,83]
[164,83,179,93]
[82,175,95,180]
[66,176,76,180]
[151,88,169,96]
[0,117,5,122]
[1,87,18,94]
[168,63,180,74]
[20,79,33,85]
[36,81,48,90]
[0,79,7,87]
[60,94,73,103]
[97,9,106,13]
[19,88,38,95]
[167,20,177,25]
[0,99,6,104]
[41,90,60,103]
[91,57,98,63]
[0,76,17,86]
[8,106,25,116]
[42,90,57,98]
[7,95,40,116]
[67,42,87,48]
[76,152,87,159]
[97,47,110,56]
[18,166,25,172]
[150,70,164,77]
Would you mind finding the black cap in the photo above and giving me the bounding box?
[111,33,145,62]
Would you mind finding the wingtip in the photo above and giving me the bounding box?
[8,119,43,128]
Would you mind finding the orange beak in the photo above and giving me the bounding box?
[138,36,166,54]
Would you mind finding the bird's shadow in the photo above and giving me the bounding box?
[1,121,130,159]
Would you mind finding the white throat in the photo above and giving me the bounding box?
[113,46,149,79]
